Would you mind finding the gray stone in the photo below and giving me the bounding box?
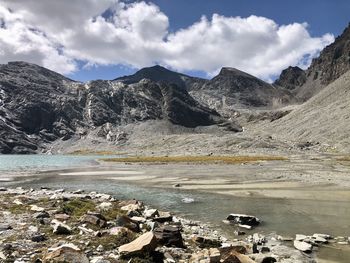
[226,214,260,227]
[118,232,158,255]
[81,212,107,228]
[293,240,312,253]
[52,221,72,235]
[30,233,47,242]
[34,211,50,219]
[154,225,184,248]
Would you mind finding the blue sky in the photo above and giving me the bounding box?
[0,0,349,82]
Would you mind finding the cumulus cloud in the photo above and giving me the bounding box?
[0,0,334,80]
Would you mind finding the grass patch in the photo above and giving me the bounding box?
[101,202,126,221]
[89,232,137,250]
[100,155,287,164]
[61,198,96,219]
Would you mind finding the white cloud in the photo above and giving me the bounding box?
[0,0,334,80]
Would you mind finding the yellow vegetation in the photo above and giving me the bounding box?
[100,155,287,164]
[337,156,350,162]
[68,149,127,155]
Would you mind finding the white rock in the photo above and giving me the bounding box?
[181,197,195,203]
[48,243,80,252]
[30,205,45,212]
[295,234,307,241]
[252,233,266,244]
[98,202,112,211]
[313,233,331,240]
[294,240,312,252]
[13,199,23,205]
[96,245,104,252]
[28,226,38,233]
[239,224,252,229]
[144,209,159,218]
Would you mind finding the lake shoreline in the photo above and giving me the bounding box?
[0,187,339,263]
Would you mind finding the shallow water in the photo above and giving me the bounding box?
[1,155,350,262]
[0,154,100,172]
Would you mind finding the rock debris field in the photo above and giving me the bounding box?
[0,187,349,263]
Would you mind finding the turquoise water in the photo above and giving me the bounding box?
[0,155,100,172]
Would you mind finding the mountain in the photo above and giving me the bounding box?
[274,66,306,90]
[189,67,293,115]
[114,65,205,90]
[267,70,350,150]
[0,62,241,154]
[275,23,350,101]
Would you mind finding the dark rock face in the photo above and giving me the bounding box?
[190,67,292,112]
[307,24,350,86]
[0,62,84,154]
[276,23,350,101]
[274,66,306,90]
[114,65,206,90]
[0,62,240,154]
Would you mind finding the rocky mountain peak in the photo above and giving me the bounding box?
[114,65,204,90]
[217,67,254,79]
[275,22,350,101]
[274,66,306,90]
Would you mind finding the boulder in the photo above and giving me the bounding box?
[130,216,147,223]
[31,232,47,242]
[34,211,50,219]
[221,251,255,263]
[260,257,277,263]
[209,248,221,263]
[153,211,173,223]
[226,214,260,227]
[43,245,89,263]
[116,215,140,232]
[293,240,312,253]
[30,205,45,212]
[154,225,184,248]
[109,227,133,236]
[54,213,70,221]
[192,236,221,248]
[120,200,144,213]
[52,220,72,235]
[81,212,107,228]
[220,246,248,256]
[252,233,266,245]
[118,231,158,255]
[144,209,159,219]
[295,234,307,241]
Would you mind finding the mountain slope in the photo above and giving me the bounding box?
[267,71,350,150]
[189,67,293,115]
[275,23,350,101]
[0,62,240,154]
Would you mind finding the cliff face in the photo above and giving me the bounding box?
[189,67,292,116]
[0,62,240,154]
[275,23,350,101]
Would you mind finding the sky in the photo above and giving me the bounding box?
[0,0,349,82]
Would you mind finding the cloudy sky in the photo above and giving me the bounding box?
[0,0,349,82]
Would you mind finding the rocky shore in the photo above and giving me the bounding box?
[0,188,348,263]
